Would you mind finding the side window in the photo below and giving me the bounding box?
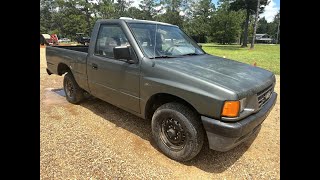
[95,24,130,58]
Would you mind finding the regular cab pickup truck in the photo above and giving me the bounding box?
[46,18,277,161]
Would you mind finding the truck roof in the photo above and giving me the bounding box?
[96,18,178,27]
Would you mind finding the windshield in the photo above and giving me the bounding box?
[128,23,205,58]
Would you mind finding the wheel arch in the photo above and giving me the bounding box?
[144,93,199,121]
[57,63,71,75]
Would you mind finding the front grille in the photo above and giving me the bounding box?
[257,84,273,108]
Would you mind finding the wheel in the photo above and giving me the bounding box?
[151,102,204,161]
[63,71,85,104]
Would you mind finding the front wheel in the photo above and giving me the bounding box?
[151,102,204,161]
[63,71,85,104]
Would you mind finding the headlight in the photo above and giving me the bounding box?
[239,98,247,112]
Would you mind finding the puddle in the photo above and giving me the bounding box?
[43,88,68,105]
[51,88,66,97]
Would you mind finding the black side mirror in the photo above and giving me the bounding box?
[113,46,135,64]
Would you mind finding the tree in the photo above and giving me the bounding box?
[256,12,280,44]
[127,7,145,19]
[78,0,95,35]
[210,2,245,44]
[229,0,269,47]
[52,0,90,39]
[139,0,157,20]
[40,0,58,33]
[41,0,273,45]
[115,0,133,18]
[275,11,280,44]
[250,0,260,49]
[55,0,96,36]
[185,0,215,42]
[156,0,190,27]
[260,11,279,43]
[94,0,116,19]
[256,17,267,33]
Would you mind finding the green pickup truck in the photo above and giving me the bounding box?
[46,18,277,161]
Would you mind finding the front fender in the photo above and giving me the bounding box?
[140,77,224,119]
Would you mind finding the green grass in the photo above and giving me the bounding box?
[201,43,280,75]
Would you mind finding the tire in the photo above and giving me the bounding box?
[63,71,85,104]
[151,102,204,161]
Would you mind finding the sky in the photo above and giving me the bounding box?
[260,0,280,22]
[131,0,280,23]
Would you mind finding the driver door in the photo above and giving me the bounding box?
[87,23,140,113]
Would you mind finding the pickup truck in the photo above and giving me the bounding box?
[75,34,91,45]
[46,18,277,162]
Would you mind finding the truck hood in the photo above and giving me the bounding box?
[154,54,275,97]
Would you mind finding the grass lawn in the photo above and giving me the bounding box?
[201,43,280,75]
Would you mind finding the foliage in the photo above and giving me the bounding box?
[139,0,157,20]
[268,11,280,42]
[127,7,144,19]
[228,0,269,47]
[40,0,58,33]
[154,0,187,27]
[183,0,215,42]
[40,0,280,45]
[115,0,133,18]
[209,2,245,44]
[256,11,280,43]
[94,0,116,19]
[257,17,268,34]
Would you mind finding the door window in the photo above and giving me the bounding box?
[95,24,130,58]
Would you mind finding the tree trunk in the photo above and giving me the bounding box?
[85,0,91,36]
[276,15,280,44]
[242,10,250,47]
[250,0,260,49]
[86,14,90,35]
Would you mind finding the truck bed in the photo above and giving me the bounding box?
[46,45,89,92]
[53,45,89,53]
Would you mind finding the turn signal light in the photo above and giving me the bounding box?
[222,101,240,117]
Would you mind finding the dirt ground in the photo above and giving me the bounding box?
[40,48,280,179]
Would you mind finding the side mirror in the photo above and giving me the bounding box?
[113,46,135,64]
[198,43,202,48]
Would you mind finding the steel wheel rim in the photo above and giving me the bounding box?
[160,117,187,151]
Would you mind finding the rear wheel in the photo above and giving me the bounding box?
[151,102,204,161]
[63,72,85,104]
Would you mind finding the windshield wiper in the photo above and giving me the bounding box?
[181,53,202,56]
[152,55,177,59]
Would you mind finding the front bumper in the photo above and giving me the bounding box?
[201,92,277,151]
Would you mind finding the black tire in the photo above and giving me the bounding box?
[63,71,85,104]
[151,102,204,161]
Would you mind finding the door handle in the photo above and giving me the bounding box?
[92,63,98,70]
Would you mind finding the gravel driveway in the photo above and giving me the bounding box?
[40,48,280,179]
